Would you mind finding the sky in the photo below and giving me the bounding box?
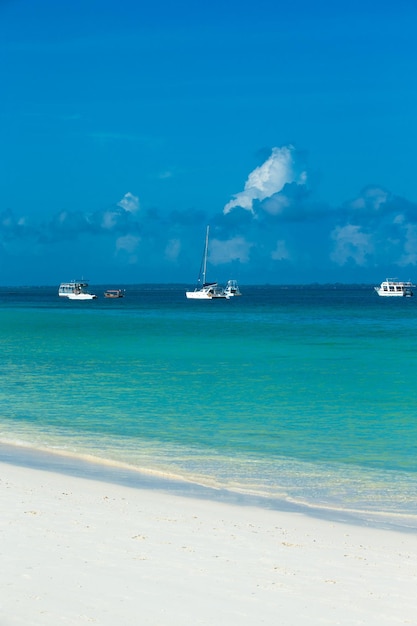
[1,0,417,286]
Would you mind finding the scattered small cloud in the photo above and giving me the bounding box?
[0,208,32,240]
[209,236,253,265]
[271,239,290,261]
[348,186,390,212]
[398,223,417,266]
[330,224,373,266]
[101,210,119,230]
[115,234,141,264]
[158,170,173,180]
[117,192,140,213]
[165,238,181,262]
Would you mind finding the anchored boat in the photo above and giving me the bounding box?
[104,289,125,298]
[186,226,227,299]
[58,281,97,300]
[374,279,414,297]
[223,279,242,298]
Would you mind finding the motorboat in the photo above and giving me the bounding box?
[58,281,97,300]
[223,279,242,298]
[374,279,414,297]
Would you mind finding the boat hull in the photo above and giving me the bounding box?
[64,293,97,300]
[186,289,226,299]
[186,291,212,299]
[375,289,410,297]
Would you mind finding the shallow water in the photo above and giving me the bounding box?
[1,284,417,529]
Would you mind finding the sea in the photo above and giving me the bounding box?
[1,284,417,531]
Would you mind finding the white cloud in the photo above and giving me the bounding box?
[117,192,140,213]
[158,170,173,180]
[165,238,181,262]
[262,194,291,216]
[223,146,306,215]
[115,234,141,263]
[330,224,373,266]
[209,236,252,264]
[101,210,118,230]
[271,239,290,261]
[1,215,13,227]
[398,223,417,266]
[349,187,389,212]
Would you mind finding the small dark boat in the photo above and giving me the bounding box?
[104,289,125,298]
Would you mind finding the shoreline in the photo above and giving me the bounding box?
[1,457,417,625]
[2,441,417,534]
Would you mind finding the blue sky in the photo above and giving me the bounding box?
[1,0,417,285]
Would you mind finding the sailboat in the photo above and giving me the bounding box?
[185,226,227,299]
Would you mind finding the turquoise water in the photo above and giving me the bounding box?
[1,285,417,528]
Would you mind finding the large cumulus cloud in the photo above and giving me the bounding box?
[223,146,307,215]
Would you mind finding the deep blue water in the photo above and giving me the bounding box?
[1,284,417,528]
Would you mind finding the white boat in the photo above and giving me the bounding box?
[58,281,97,300]
[374,279,414,297]
[186,226,227,300]
[223,279,242,298]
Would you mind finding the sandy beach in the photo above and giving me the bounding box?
[1,460,416,626]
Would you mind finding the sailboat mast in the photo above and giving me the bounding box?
[202,225,209,285]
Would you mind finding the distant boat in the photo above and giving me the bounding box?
[186,226,227,299]
[58,281,97,300]
[374,279,414,297]
[223,279,242,298]
[104,289,125,298]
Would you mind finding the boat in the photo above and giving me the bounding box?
[58,281,97,300]
[186,226,227,299]
[104,289,125,298]
[223,279,242,298]
[374,279,415,297]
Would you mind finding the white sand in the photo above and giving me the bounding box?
[1,461,416,626]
